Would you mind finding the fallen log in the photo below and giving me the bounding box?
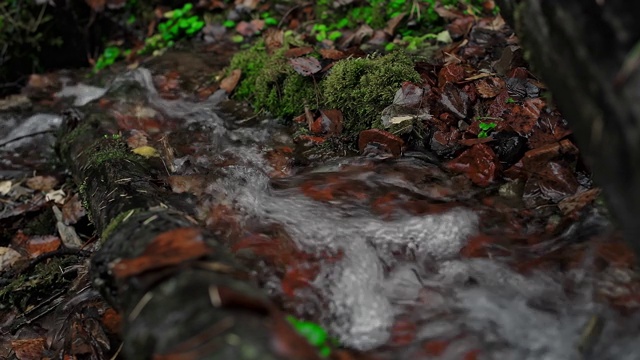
[495,0,640,252]
[56,108,319,359]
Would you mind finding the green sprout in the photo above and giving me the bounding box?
[262,12,279,26]
[139,3,204,55]
[478,121,497,138]
[506,97,516,104]
[94,46,127,72]
[286,316,334,358]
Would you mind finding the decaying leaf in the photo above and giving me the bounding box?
[289,57,322,76]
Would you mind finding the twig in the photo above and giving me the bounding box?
[0,130,56,148]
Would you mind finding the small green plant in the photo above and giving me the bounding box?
[286,316,334,358]
[94,46,130,72]
[312,24,343,42]
[506,97,516,104]
[261,12,278,26]
[478,121,497,138]
[139,3,204,55]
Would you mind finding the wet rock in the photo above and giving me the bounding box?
[358,129,404,157]
[490,131,527,167]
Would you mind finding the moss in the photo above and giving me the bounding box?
[24,209,57,236]
[322,51,421,135]
[227,40,269,101]
[86,139,140,169]
[254,52,317,118]
[227,40,317,119]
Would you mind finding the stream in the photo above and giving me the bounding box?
[2,64,640,360]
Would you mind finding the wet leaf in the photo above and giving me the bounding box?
[319,109,343,135]
[438,64,465,87]
[522,161,579,207]
[25,235,61,257]
[475,77,505,98]
[112,227,212,279]
[358,129,404,157]
[446,143,500,187]
[26,175,58,192]
[289,57,322,76]
[438,83,469,119]
[393,82,424,107]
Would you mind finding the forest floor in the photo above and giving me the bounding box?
[1,1,639,359]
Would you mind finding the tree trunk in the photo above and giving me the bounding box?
[496,0,640,252]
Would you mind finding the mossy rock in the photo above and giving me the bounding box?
[228,42,317,119]
[322,51,421,135]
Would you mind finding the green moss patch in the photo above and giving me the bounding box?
[322,52,421,134]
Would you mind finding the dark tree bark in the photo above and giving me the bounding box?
[56,109,319,360]
[496,0,640,252]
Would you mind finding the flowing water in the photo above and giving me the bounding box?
[3,67,640,360]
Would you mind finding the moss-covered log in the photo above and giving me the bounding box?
[56,109,319,359]
[496,0,640,252]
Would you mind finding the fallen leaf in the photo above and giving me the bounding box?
[0,247,23,271]
[11,338,46,360]
[475,77,505,98]
[220,69,242,93]
[45,189,65,204]
[289,57,322,76]
[446,143,500,187]
[284,47,314,58]
[0,180,12,196]
[132,145,159,158]
[384,12,405,35]
[318,49,346,60]
[62,193,86,225]
[26,175,58,192]
[358,129,404,157]
[112,227,212,279]
[393,82,424,107]
[25,235,61,257]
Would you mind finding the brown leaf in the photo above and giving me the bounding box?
[264,28,284,54]
[289,57,322,76]
[112,227,212,279]
[318,49,347,60]
[384,13,406,35]
[11,338,46,360]
[25,235,61,257]
[62,194,86,225]
[445,143,500,187]
[320,109,344,135]
[284,47,314,58]
[168,175,206,195]
[393,82,424,107]
[358,129,404,157]
[438,64,465,87]
[25,175,58,192]
[475,77,505,98]
[236,20,264,36]
[85,0,106,12]
[220,69,242,93]
[522,161,579,207]
[506,97,544,136]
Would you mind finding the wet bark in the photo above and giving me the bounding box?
[496,0,640,252]
[56,109,318,360]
